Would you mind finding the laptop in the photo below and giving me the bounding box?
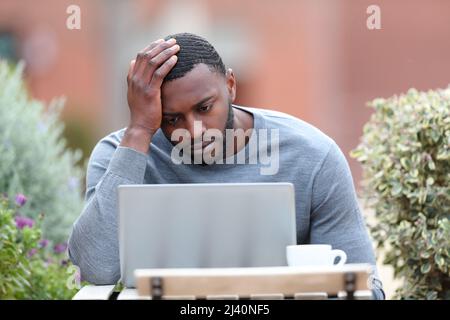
[118,182,296,288]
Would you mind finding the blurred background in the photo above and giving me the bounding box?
[1,0,449,298]
[1,0,450,178]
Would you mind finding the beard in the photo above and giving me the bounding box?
[224,103,235,131]
[193,103,234,165]
[166,104,235,166]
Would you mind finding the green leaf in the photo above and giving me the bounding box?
[391,183,403,196]
[426,177,435,186]
[420,250,432,259]
[434,254,445,268]
[400,158,411,170]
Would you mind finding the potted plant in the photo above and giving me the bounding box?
[351,87,450,299]
[0,61,84,243]
[0,194,82,299]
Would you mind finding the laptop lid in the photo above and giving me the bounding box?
[118,182,296,288]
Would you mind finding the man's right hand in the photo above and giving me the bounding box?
[120,38,180,154]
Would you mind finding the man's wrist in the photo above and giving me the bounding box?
[120,124,155,154]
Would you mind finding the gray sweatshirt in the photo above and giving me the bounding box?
[68,105,384,299]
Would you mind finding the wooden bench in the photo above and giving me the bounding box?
[73,264,374,300]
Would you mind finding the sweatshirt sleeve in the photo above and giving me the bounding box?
[309,141,385,299]
[68,136,148,285]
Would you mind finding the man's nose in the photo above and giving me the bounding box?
[186,116,206,142]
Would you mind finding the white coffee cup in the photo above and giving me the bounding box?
[286,244,347,267]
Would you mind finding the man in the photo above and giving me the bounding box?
[68,33,384,299]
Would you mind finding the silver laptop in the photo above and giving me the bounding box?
[118,182,296,288]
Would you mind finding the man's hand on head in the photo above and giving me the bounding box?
[121,38,179,154]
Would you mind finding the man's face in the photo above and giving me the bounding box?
[160,63,236,154]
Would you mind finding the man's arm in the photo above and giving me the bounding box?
[68,38,180,284]
[68,141,147,284]
[309,141,385,299]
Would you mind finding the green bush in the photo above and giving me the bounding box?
[351,87,450,299]
[0,60,84,242]
[0,195,81,299]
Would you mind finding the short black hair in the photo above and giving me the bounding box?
[163,33,226,82]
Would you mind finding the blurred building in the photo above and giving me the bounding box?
[1,0,450,184]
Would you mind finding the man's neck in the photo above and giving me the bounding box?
[230,105,254,155]
[232,105,254,132]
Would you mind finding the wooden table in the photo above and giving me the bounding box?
[73,264,374,300]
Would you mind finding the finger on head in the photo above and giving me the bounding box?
[141,45,179,84]
[136,39,164,62]
[146,38,165,52]
[146,38,178,63]
[149,55,178,89]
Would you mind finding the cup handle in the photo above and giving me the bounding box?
[332,249,347,266]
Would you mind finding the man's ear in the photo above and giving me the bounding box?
[226,68,236,103]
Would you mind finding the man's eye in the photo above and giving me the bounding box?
[198,105,212,112]
[165,116,179,126]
